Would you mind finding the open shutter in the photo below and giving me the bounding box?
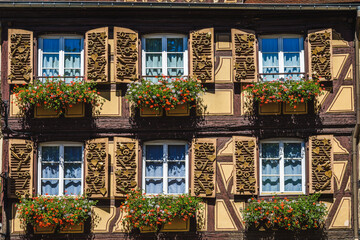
[85,27,109,83]
[114,27,139,82]
[85,138,109,198]
[8,29,33,84]
[191,138,216,198]
[231,29,257,82]
[232,136,258,195]
[308,29,332,81]
[8,139,33,198]
[309,135,334,194]
[189,28,214,82]
[113,137,139,197]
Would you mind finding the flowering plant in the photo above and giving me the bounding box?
[125,77,205,111]
[243,194,327,231]
[243,78,324,108]
[12,78,103,114]
[16,195,97,232]
[121,189,202,232]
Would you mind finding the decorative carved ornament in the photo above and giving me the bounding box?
[191,138,216,198]
[9,139,33,198]
[85,138,109,198]
[113,137,138,197]
[190,28,214,82]
[232,136,257,195]
[308,29,332,81]
[114,27,139,83]
[309,135,334,194]
[85,27,108,82]
[232,29,257,82]
[8,29,33,84]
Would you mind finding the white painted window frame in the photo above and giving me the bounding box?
[142,140,189,195]
[38,142,84,196]
[259,139,306,195]
[259,35,304,80]
[38,35,84,78]
[141,34,188,78]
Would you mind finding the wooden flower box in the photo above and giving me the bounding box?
[166,103,190,117]
[283,102,308,114]
[34,103,85,118]
[139,107,163,117]
[59,223,84,233]
[33,225,55,234]
[258,102,281,115]
[140,218,190,233]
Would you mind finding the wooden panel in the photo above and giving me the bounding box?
[191,138,216,198]
[113,137,138,197]
[85,138,109,198]
[232,29,257,82]
[309,135,334,194]
[85,27,109,83]
[8,139,33,198]
[189,28,214,82]
[114,27,139,83]
[232,136,257,195]
[8,29,33,84]
[308,29,332,81]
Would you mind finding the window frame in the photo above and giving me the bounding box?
[142,140,189,195]
[37,142,84,196]
[259,34,305,81]
[259,139,306,195]
[141,34,188,78]
[38,35,84,78]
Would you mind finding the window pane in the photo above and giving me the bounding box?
[43,39,60,52]
[284,160,302,175]
[262,176,280,192]
[146,162,163,177]
[262,39,278,52]
[64,146,82,162]
[43,54,59,69]
[145,179,163,194]
[168,178,185,194]
[42,163,59,178]
[146,145,163,160]
[167,54,183,68]
[64,180,81,195]
[284,143,302,158]
[64,163,82,178]
[262,53,279,67]
[146,54,162,68]
[168,145,185,160]
[146,38,162,52]
[65,54,81,68]
[42,146,60,161]
[284,53,300,67]
[284,176,302,191]
[261,143,279,158]
[42,69,59,77]
[262,160,279,175]
[146,68,162,77]
[168,162,185,177]
[64,69,81,79]
[65,39,82,52]
[283,38,300,52]
[167,38,183,52]
[167,68,184,76]
[41,180,59,195]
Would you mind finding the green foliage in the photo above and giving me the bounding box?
[16,195,97,232]
[125,77,205,111]
[242,194,327,231]
[121,189,202,232]
[12,78,103,114]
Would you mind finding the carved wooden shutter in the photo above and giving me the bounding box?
[231,29,257,82]
[85,138,109,198]
[8,139,33,198]
[113,137,139,197]
[85,27,109,82]
[189,28,214,82]
[308,29,332,81]
[8,29,33,84]
[232,136,258,195]
[309,135,334,194]
[191,138,216,198]
[114,27,139,82]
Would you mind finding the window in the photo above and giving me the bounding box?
[259,36,304,81]
[38,36,84,82]
[142,34,188,80]
[38,143,84,196]
[143,141,188,194]
[260,140,305,194]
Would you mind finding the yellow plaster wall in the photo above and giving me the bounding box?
[218,138,233,156]
[316,89,330,112]
[94,90,122,117]
[333,161,347,188]
[240,85,253,115]
[198,89,233,115]
[215,200,237,231]
[10,94,22,117]
[92,206,116,233]
[327,86,354,113]
[230,200,245,228]
[11,204,25,234]
[332,54,348,80]
[215,57,232,83]
[113,209,126,232]
[333,137,349,154]
[330,197,351,229]
[216,34,231,50]
[217,162,234,191]
[197,202,208,231]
